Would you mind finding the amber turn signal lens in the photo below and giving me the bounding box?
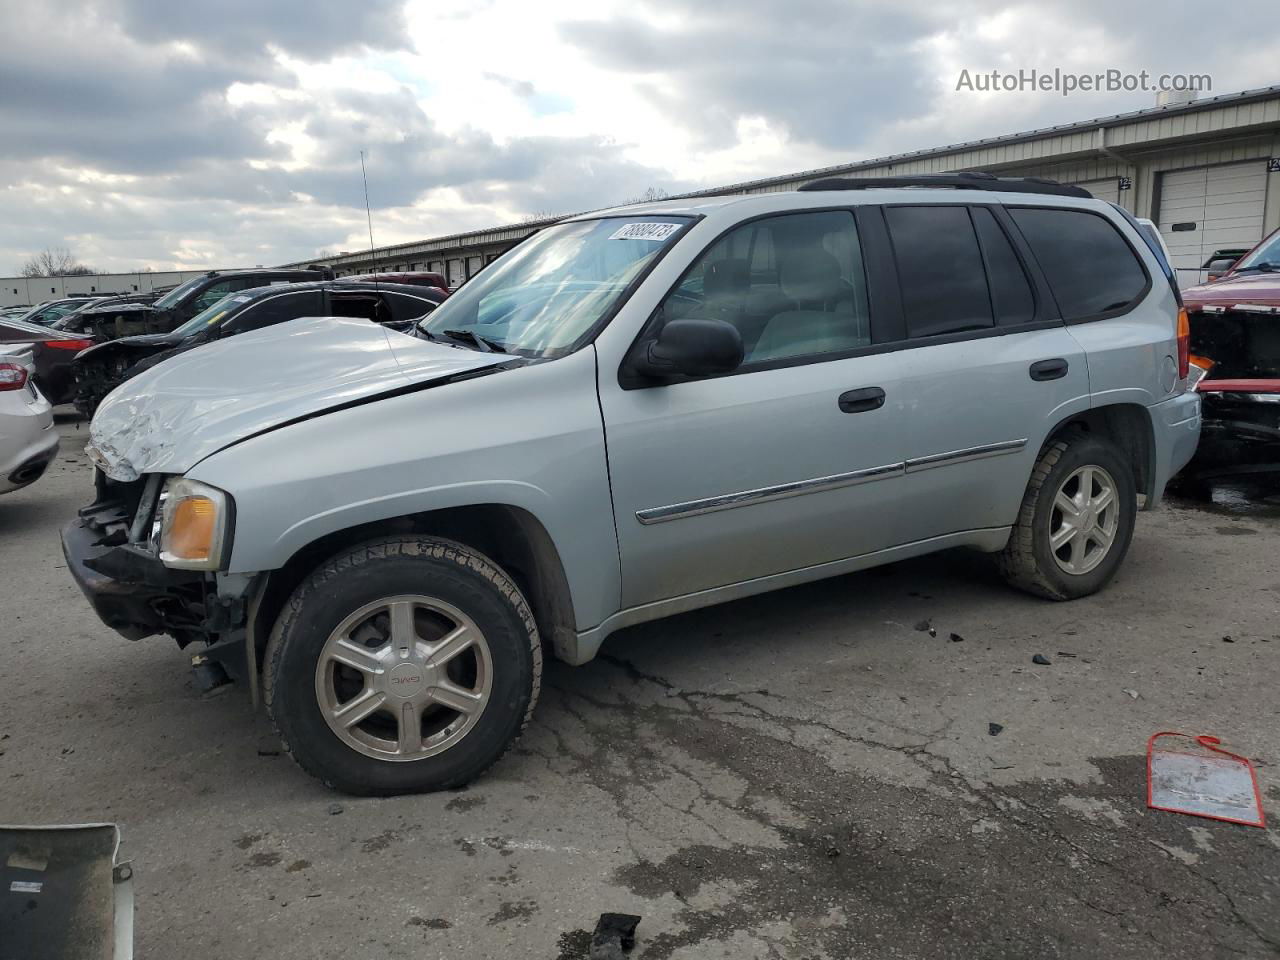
[1176,307,1190,380]
[167,496,217,561]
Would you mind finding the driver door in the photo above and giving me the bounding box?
[598,209,910,608]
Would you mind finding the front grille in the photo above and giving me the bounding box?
[1190,309,1280,380]
[80,470,149,543]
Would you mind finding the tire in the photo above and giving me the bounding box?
[997,430,1137,601]
[263,536,541,796]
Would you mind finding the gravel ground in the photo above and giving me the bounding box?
[1,414,1278,959]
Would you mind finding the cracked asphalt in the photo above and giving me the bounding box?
[2,416,1278,959]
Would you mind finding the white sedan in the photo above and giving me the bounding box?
[0,353,58,494]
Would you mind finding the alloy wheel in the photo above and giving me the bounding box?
[314,595,493,761]
[1048,465,1120,576]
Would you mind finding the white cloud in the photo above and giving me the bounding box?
[0,0,1276,273]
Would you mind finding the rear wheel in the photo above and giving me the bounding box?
[264,537,541,795]
[998,431,1137,600]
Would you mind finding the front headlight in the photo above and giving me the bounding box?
[159,478,232,570]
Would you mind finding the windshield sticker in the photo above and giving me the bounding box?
[609,222,681,242]
[206,310,229,326]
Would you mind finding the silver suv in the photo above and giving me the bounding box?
[65,173,1201,795]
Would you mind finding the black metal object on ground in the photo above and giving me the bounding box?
[590,912,641,959]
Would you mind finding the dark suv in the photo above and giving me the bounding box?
[73,280,444,415]
[59,267,332,342]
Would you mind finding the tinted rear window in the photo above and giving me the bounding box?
[886,206,991,338]
[971,207,1035,326]
[1010,208,1147,321]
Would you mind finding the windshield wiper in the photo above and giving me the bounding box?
[1232,262,1279,274]
[441,329,506,353]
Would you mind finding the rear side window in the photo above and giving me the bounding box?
[1009,208,1147,320]
[971,207,1035,326]
[885,206,992,338]
[383,291,440,325]
[223,291,323,335]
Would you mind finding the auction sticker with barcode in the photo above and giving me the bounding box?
[10,880,42,893]
[609,222,680,242]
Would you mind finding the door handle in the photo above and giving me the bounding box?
[838,386,886,413]
[1029,358,1069,382]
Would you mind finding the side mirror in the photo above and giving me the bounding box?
[627,318,744,382]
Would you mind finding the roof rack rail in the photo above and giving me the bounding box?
[798,172,1092,198]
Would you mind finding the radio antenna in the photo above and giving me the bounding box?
[360,150,378,282]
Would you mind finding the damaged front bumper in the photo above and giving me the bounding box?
[1184,388,1280,478]
[61,472,255,685]
[61,511,203,643]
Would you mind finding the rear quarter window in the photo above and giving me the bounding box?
[1009,207,1148,321]
[885,205,992,338]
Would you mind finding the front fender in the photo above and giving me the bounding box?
[187,348,622,633]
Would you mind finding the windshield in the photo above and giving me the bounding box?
[1233,231,1280,272]
[152,277,205,309]
[24,301,83,324]
[170,293,253,338]
[419,215,689,357]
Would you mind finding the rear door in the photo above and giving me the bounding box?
[873,202,1091,545]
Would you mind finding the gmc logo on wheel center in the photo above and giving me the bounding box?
[391,674,421,685]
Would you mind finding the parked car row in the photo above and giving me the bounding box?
[63,173,1200,795]
[72,279,445,415]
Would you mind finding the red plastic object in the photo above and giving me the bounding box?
[1147,732,1266,828]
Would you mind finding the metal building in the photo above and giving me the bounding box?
[6,83,1280,306]
[0,269,215,309]
[297,84,1280,289]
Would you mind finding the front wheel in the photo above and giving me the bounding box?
[263,537,541,795]
[997,430,1137,600]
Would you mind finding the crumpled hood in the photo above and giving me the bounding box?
[78,332,179,360]
[88,317,509,481]
[1183,272,1280,309]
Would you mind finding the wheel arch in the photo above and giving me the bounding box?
[251,503,579,669]
[1042,403,1156,504]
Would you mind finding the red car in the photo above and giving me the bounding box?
[1179,228,1280,483]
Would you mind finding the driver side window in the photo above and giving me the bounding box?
[662,210,871,365]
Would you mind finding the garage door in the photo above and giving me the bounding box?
[1071,178,1121,206]
[1158,161,1268,286]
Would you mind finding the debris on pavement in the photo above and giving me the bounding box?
[1222,635,1234,643]
[1031,654,1051,665]
[327,803,344,816]
[988,723,1004,737]
[1123,689,1140,700]
[590,913,641,959]
[1,823,134,959]
[914,619,937,637]
[1147,733,1266,828]
[949,632,964,642]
